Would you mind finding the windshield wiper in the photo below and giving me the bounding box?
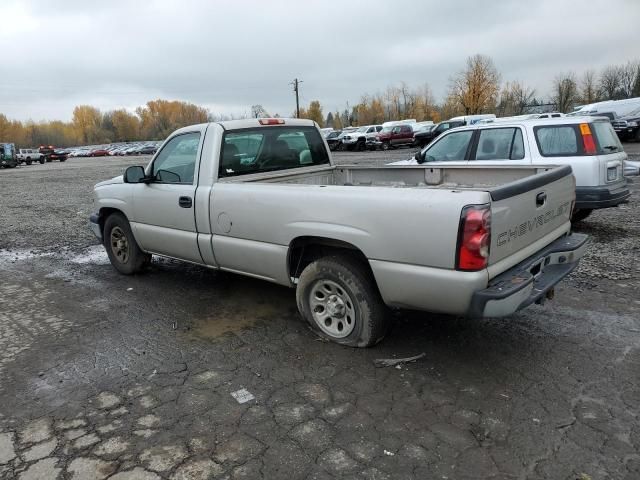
[602,145,619,151]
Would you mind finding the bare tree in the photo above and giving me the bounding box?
[449,54,501,115]
[619,61,639,98]
[498,81,536,116]
[599,65,623,100]
[579,70,599,104]
[552,73,578,113]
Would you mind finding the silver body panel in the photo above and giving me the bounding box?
[92,119,580,316]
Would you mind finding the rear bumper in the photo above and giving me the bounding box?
[575,183,630,209]
[89,213,102,242]
[468,233,589,318]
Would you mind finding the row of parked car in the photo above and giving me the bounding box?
[322,115,498,152]
[66,142,161,158]
[323,100,640,155]
[0,141,162,168]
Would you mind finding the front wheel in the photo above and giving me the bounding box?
[26,159,32,165]
[296,256,389,347]
[381,142,390,151]
[103,213,151,275]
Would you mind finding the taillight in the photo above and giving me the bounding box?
[579,123,596,155]
[456,205,491,271]
[259,118,285,125]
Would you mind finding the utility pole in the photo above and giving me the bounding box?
[290,78,302,118]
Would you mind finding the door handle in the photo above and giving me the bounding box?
[179,196,192,208]
[536,192,547,207]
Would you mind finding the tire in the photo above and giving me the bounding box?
[635,128,640,142]
[59,158,66,162]
[26,159,32,165]
[103,213,151,275]
[572,209,593,222]
[356,140,366,152]
[46,158,52,162]
[296,255,389,347]
[39,158,45,164]
[381,141,390,151]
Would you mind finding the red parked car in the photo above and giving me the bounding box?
[369,124,415,150]
[90,149,110,157]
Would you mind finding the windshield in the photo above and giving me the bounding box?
[625,106,640,117]
[355,127,368,133]
[592,122,623,153]
[381,127,393,133]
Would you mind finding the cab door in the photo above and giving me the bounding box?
[130,130,205,263]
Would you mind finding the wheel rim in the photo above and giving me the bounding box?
[110,226,130,264]
[309,280,356,338]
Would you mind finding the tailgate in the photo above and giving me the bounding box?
[488,165,575,271]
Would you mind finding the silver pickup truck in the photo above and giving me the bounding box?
[90,118,588,347]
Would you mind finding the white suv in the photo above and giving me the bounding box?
[392,116,630,222]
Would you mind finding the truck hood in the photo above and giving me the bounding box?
[95,175,123,188]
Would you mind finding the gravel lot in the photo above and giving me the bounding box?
[0,144,639,479]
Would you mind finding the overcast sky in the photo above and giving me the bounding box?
[1,0,639,121]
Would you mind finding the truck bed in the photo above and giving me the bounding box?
[220,164,565,194]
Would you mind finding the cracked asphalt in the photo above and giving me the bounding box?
[0,145,639,479]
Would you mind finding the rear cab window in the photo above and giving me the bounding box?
[220,126,330,177]
[534,121,623,157]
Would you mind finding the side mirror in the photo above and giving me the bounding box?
[124,165,146,183]
[414,150,426,164]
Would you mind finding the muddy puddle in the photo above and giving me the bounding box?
[189,277,296,340]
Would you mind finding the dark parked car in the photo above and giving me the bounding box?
[412,125,436,147]
[137,145,158,155]
[325,130,342,151]
[39,145,67,162]
[612,107,640,142]
[414,120,466,147]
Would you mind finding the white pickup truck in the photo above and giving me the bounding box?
[16,148,45,165]
[90,118,588,347]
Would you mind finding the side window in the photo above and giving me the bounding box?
[440,123,450,131]
[392,126,400,133]
[376,126,382,132]
[151,132,201,184]
[474,128,525,161]
[511,129,525,159]
[424,130,474,162]
[535,126,579,156]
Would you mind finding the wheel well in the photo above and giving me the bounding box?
[98,207,127,235]
[288,236,370,280]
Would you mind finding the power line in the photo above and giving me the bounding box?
[290,78,302,118]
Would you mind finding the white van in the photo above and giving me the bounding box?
[569,97,640,118]
[448,114,496,125]
[391,117,630,221]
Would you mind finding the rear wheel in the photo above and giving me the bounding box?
[26,159,32,165]
[103,213,151,275]
[296,255,389,347]
[356,140,366,151]
[39,157,45,164]
[572,209,593,222]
